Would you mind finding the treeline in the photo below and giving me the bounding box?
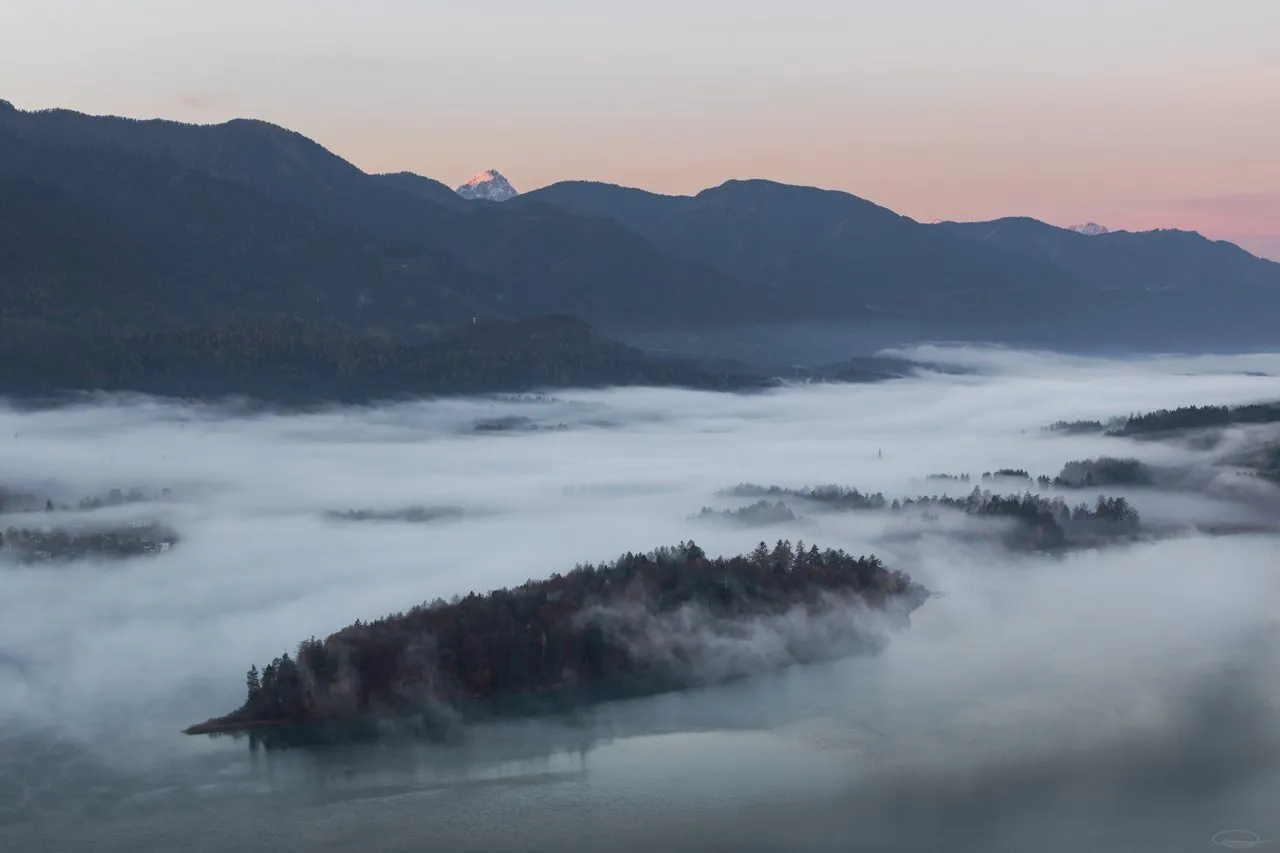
[728,459,1152,509]
[473,415,569,433]
[188,541,926,738]
[1008,458,1154,490]
[1115,402,1280,436]
[323,506,464,524]
[1053,457,1153,488]
[714,483,1140,551]
[1,522,178,563]
[898,490,1140,550]
[726,464,1147,505]
[0,484,169,515]
[1046,402,1280,437]
[1045,419,1108,435]
[693,500,800,526]
[723,484,890,510]
[983,469,1031,481]
[0,315,770,403]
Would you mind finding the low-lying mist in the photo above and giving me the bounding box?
[2,345,1280,852]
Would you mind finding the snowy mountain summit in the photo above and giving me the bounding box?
[456,169,519,202]
[1068,222,1110,236]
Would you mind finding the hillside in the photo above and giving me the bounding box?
[0,103,771,337]
[937,217,1280,344]
[372,171,467,208]
[4,101,1279,355]
[0,107,493,336]
[520,179,1084,327]
[0,315,768,404]
[524,180,1280,347]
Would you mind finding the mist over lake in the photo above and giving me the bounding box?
[3,345,1280,853]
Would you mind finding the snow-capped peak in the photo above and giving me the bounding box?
[456,169,519,202]
[1068,222,1110,236]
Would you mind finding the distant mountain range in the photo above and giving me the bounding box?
[0,102,761,339]
[1,99,1279,401]
[522,181,1280,346]
[518,180,1085,330]
[1068,222,1110,236]
[933,217,1279,342]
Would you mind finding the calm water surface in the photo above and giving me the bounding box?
[5,590,1279,853]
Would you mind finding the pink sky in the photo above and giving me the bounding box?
[4,0,1279,259]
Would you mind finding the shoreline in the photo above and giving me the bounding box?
[183,597,929,743]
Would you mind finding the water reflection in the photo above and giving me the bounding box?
[5,631,1280,853]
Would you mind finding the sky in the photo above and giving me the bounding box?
[3,0,1279,258]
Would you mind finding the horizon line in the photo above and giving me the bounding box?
[4,96,1276,261]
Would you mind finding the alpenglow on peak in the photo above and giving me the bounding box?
[456,169,519,202]
[1068,222,1110,236]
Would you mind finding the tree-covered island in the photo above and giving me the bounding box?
[186,541,928,745]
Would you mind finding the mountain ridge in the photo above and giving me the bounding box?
[0,103,777,337]
[520,178,1094,325]
[523,179,1280,345]
[3,100,1279,358]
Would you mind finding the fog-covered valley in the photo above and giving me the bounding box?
[3,346,1280,852]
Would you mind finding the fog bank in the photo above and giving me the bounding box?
[2,345,1279,851]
